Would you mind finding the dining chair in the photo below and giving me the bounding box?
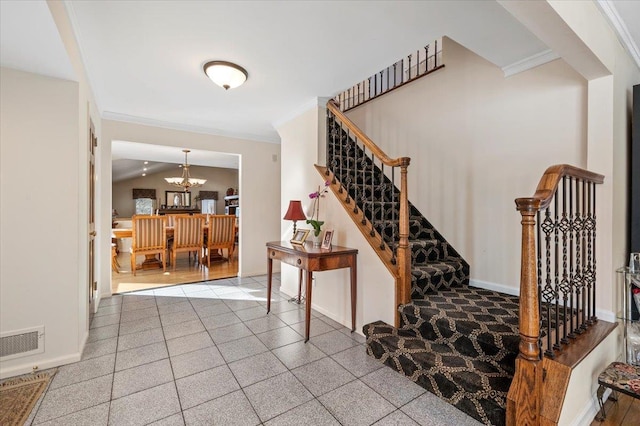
[203,215,236,269]
[171,214,205,270]
[165,214,178,228]
[130,215,167,276]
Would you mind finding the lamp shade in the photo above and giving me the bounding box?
[283,200,306,221]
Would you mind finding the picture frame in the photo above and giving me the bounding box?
[166,191,191,208]
[290,229,310,245]
[321,229,334,249]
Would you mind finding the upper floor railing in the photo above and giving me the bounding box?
[334,38,444,112]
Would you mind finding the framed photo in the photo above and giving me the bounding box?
[166,191,191,208]
[321,229,334,249]
[290,229,310,245]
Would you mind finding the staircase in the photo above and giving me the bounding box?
[325,104,518,425]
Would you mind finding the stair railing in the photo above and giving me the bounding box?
[508,164,604,425]
[334,39,444,112]
[326,99,412,308]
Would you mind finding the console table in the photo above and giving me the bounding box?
[266,241,358,342]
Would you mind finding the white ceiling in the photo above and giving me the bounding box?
[1,0,638,181]
[112,141,239,182]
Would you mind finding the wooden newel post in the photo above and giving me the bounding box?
[395,158,412,326]
[507,198,542,425]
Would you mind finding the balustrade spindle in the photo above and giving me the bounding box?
[560,177,569,346]
[353,141,359,214]
[425,45,430,72]
[568,177,575,339]
[553,195,560,351]
[542,207,554,358]
[361,146,368,225]
[591,185,597,322]
[370,157,375,237]
[380,164,386,250]
[391,168,397,265]
[580,180,587,331]
[416,50,420,75]
[345,129,351,203]
[434,39,438,67]
[536,210,543,354]
[408,54,412,80]
[574,180,582,334]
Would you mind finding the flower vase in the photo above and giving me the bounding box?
[313,233,322,248]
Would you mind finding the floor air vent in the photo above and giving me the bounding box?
[0,326,44,360]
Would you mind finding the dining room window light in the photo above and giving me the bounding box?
[201,199,216,214]
[135,198,153,215]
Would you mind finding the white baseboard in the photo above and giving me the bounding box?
[469,278,519,296]
[0,352,81,380]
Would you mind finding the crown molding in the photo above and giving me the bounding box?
[102,111,280,144]
[596,0,640,70]
[502,49,560,77]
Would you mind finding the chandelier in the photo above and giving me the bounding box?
[164,149,206,192]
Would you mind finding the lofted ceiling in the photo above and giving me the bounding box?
[1,1,639,181]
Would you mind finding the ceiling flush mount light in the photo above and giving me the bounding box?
[165,149,206,192]
[203,61,248,90]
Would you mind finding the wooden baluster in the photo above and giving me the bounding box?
[508,198,542,426]
[397,158,411,311]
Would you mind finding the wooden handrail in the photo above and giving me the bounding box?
[508,164,604,425]
[523,164,604,210]
[326,100,413,319]
[327,100,410,168]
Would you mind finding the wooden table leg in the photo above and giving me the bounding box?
[351,254,357,332]
[297,268,303,303]
[267,256,273,314]
[305,270,313,342]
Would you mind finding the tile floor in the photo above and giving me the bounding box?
[29,274,482,426]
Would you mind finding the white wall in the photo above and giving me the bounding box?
[346,37,588,294]
[100,120,281,295]
[112,165,238,218]
[0,68,81,378]
[277,103,396,331]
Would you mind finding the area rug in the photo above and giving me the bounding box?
[0,370,56,426]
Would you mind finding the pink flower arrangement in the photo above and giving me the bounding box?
[307,181,330,236]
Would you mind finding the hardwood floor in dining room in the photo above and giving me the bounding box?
[111,251,238,294]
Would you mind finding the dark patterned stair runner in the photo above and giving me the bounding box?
[327,115,518,425]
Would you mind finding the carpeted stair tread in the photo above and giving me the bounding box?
[398,287,521,373]
[364,321,509,426]
[411,259,466,278]
[411,260,470,297]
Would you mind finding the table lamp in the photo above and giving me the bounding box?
[283,200,306,236]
